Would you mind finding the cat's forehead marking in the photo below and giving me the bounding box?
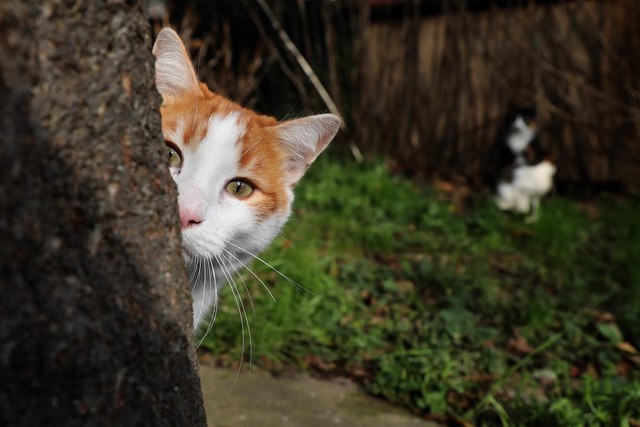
[202,112,246,152]
[182,116,209,147]
[175,112,244,205]
[160,94,239,147]
[191,112,245,175]
[178,99,220,147]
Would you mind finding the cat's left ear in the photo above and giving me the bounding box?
[152,28,201,101]
[275,114,341,186]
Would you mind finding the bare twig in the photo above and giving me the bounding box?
[296,0,314,61]
[244,4,312,110]
[254,0,343,120]
[253,0,363,161]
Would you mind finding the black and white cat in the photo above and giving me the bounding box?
[494,107,556,222]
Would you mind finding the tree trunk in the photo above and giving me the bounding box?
[0,1,206,426]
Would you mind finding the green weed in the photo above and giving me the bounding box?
[200,156,640,425]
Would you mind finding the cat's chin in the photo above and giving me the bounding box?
[180,241,251,271]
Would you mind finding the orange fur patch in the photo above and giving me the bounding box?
[160,84,289,219]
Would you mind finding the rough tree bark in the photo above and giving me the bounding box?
[0,1,206,426]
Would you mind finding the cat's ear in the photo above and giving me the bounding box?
[152,28,200,101]
[275,114,341,185]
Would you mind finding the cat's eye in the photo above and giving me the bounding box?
[225,179,254,198]
[165,141,182,168]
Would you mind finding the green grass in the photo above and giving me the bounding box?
[200,156,640,426]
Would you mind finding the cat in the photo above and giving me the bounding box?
[152,28,340,331]
[496,160,556,222]
[494,107,556,222]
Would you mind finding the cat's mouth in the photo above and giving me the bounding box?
[181,243,250,271]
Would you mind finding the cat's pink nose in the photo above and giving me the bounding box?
[179,207,203,229]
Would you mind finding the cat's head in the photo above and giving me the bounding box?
[152,28,340,267]
[506,104,537,132]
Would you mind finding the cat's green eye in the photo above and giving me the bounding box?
[165,141,182,168]
[225,179,254,199]
[168,148,182,168]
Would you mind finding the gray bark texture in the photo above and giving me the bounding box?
[0,1,206,426]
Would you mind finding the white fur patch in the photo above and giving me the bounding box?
[496,160,556,213]
[170,113,293,328]
[507,115,537,159]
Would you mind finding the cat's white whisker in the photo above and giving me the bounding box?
[219,250,257,320]
[221,247,277,304]
[190,257,203,294]
[202,259,220,343]
[222,255,254,371]
[215,254,252,380]
[193,257,209,343]
[195,258,219,349]
[224,239,329,300]
[200,257,210,329]
[196,258,215,348]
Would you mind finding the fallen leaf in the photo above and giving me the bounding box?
[434,180,455,193]
[346,366,373,382]
[482,340,495,349]
[508,329,533,355]
[593,310,616,323]
[462,374,495,383]
[617,341,638,354]
[585,363,599,379]
[303,354,336,373]
[616,360,632,377]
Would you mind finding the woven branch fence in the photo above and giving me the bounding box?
[152,0,640,188]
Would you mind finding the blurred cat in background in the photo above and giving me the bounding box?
[494,106,556,222]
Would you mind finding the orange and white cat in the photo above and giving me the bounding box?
[152,28,340,330]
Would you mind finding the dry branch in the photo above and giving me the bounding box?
[254,0,344,122]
